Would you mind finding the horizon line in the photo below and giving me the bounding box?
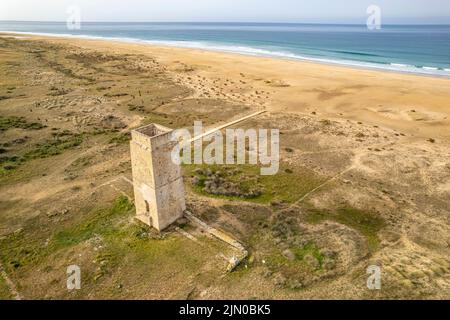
[1,20,450,26]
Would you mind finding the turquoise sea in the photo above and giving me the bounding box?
[1,21,450,77]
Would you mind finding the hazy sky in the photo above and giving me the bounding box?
[1,0,449,24]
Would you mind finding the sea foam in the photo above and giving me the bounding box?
[2,30,450,78]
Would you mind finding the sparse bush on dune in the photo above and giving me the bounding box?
[0,116,45,131]
[192,168,262,199]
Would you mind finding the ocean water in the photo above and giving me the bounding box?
[1,21,450,77]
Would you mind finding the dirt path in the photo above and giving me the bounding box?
[293,140,398,205]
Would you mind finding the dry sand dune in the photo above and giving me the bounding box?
[0,34,449,300]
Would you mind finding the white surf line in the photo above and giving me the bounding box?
[188,110,266,143]
[0,263,22,300]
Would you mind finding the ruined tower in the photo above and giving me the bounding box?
[130,123,186,231]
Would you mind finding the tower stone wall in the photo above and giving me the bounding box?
[130,123,186,231]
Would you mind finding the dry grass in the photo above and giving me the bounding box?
[0,35,449,299]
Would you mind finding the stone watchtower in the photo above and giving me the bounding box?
[130,123,186,231]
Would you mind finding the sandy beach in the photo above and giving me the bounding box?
[0,33,449,299]
[17,33,450,139]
